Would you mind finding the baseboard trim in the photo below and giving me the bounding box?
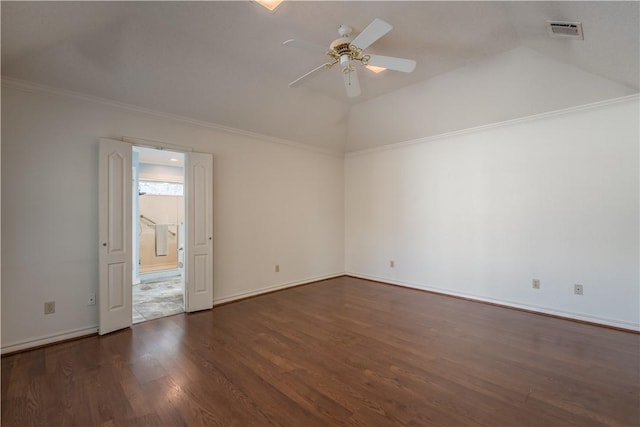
[346,273,640,333]
[2,274,344,355]
[1,326,99,356]
[213,273,344,306]
[7,272,633,355]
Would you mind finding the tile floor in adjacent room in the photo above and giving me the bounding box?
[132,275,184,323]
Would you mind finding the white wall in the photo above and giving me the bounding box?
[2,81,638,354]
[1,84,345,352]
[345,96,639,330]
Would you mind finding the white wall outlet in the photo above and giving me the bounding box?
[44,301,55,315]
[390,260,395,268]
[275,264,280,273]
[574,284,584,295]
[89,291,96,306]
[532,279,540,289]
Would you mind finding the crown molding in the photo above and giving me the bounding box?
[346,93,640,157]
[1,76,344,158]
[4,76,636,160]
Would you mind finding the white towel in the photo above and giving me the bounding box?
[155,224,169,256]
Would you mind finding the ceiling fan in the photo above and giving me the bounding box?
[283,18,416,98]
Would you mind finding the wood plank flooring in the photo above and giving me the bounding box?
[2,276,639,426]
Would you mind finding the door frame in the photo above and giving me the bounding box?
[99,137,213,335]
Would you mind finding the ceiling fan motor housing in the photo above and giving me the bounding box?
[330,37,352,55]
[329,37,369,67]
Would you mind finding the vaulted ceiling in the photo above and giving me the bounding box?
[2,1,638,153]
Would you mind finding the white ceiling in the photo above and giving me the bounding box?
[134,146,185,167]
[2,1,638,153]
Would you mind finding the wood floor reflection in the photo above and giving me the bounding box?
[2,276,639,426]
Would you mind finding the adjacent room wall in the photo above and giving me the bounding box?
[345,96,639,330]
[1,84,345,352]
[138,195,182,272]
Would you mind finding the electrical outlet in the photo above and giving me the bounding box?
[390,260,395,268]
[88,292,96,306]
[532,279,540,289]
[44,301,55,315]
[275,264,280,273]
[574,284,584,295]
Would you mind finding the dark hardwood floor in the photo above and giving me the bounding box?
[2,276,639,426]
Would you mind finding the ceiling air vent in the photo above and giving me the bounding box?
[547,21,584,39]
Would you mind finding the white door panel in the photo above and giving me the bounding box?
[99,138,132,334]
[186,152,213,312]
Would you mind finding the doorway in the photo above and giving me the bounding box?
[132,146,185,323]
[99,138,213,335]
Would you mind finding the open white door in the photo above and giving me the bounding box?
[185,152,213,312]
[98,138,132,334]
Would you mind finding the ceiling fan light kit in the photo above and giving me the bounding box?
[284,18,416,98]
[366,65,386,74]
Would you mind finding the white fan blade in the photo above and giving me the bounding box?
[289,62,333,87]
[342,68,361,98]
[367,54,416,73]
[351,18,392,50]
[283,39,327,54]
